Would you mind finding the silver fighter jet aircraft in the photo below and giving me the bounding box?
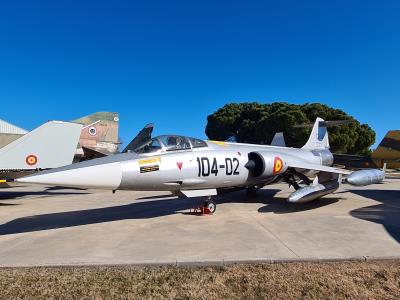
[17,118,385,213]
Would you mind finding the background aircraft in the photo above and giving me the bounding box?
[0,112,120,162]
[72,112,120,161]
[0,121,82,181]
[18,118,385,213]
[334,130,400,170]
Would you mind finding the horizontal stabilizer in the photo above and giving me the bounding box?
[0,121,82,170]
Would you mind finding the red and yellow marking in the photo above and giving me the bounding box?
[273,156,283,174]
[26,154,38,166]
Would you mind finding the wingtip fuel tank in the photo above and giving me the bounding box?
[346,169,385,186]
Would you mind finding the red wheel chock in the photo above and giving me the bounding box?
[189,206,213,215]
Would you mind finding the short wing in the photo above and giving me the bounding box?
[287,161,351,175]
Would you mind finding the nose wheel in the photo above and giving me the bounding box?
[204,198,216,213]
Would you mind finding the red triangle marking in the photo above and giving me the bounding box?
[176,162,183,170]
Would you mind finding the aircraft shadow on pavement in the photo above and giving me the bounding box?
[0,189,269,234]
[46,186,88,191]
[257,197,340,214]
[0,188,345,235]
[218,189,341,213]
[349,189,400,244]
[0,190,90,201]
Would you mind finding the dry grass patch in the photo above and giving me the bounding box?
[0,260,399,299]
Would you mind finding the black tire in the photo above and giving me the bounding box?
[204,200,216,213]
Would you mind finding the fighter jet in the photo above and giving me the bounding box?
[0,121,82,181]
[17,118,385,213]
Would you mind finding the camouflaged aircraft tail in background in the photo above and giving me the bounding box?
[371,130,400,169]
[72,112,121,161]
[334,130,400,170]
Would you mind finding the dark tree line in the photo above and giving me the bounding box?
[205,102,375,155]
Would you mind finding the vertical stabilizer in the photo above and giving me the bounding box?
[302,117,330,150]
[0,121,82,170]
[72,112,120,155]
[371,130,400,168]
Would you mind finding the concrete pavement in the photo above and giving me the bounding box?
[0,179,399,266]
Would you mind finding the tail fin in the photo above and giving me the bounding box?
[123,123,154,153]
[72,112,119,144]
[372,130,400,155]
[370,130,400,168]
[302,117,330,150]
[0,121,82,170]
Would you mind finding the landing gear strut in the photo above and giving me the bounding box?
[246,186,258,197]
[284,169,312,190]
[204,197,216,214]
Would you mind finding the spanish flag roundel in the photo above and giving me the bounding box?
[273,156,283,174]
[26,155,38,166]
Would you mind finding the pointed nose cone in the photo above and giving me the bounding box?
[17,159,123,190]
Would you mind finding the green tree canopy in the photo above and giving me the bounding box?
[205,102,375,155]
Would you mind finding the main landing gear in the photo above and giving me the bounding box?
[246,186,258,198]
[284,169,312,190]
[204,196,216,214]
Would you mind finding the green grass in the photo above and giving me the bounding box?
[0,260,399,299]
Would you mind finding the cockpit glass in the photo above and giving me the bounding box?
[159,135,191,151]
[189,137,208,148]
[135,138,162,154]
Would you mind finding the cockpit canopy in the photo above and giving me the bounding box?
[134,135,208,154]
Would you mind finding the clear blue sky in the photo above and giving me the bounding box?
[1,0,399,149]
